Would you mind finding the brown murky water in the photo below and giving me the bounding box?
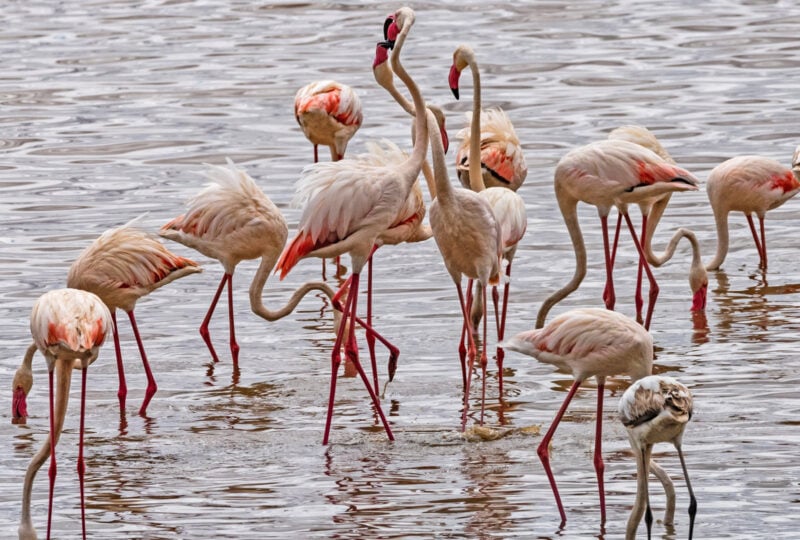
[2,1,800,538]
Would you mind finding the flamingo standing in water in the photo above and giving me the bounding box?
[275,7,429,445]
[705,148,800,270]
[535,139,701,330]
[449,43,527,394]
[18,288,112,540]
[66,218,201,416]
[503,307,653,525]
[294,80,363,164]
[619,375,696,540]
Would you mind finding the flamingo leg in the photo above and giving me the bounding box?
[199,274,227,364]
[77,363,88,539]
[496,260,513,396]
[600,214,616,310]
[594,382,607,523]
[457,280,477,431]
[110,310,126,409]
[321,258,327,281]
[479,282,488,425]
[643,446,654,539]
[492,285,502,396]
[745,213,764,266]
[676,444,697,540]
[759,214,768,269]
[366,254,378,392]
[46,369,56,540]
[538,378,582,526]
[313,144,319,164]
[226,273,240,366]
[126,310,157,417]
[322,277,355,445]
[634,215,648,324]
[623,213,659,330]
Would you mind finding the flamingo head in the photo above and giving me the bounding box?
[449,44,475,100]
[12,385,28,425]
[689,265,708,312]
[383,13,398,48]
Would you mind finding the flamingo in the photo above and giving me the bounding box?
[294,80,362,164]
[535,139,701,330]
[274,6,429,445]
[619,375,696,540]
[427,51,502,428]
[66,217,202,416]
[705,149,800,270]
[18,288,112,540]
[449,57,527,192]
[503,307,653,525]
[11,343,36,425]
[449,43,527,394]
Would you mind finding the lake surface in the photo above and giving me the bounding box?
[2,1,800,538]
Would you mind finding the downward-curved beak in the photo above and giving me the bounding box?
[12,386,28,425]
[449,64,461,100]
[691,283,707,312]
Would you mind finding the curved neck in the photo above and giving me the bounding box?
[649,460,676,526]
[21,359,72,536]
[390,15,428,180]
[249,254,336,321]
[644,226,702,268]
[706,208,729,271]
[467,57,485,192]
[536,197,586,328]
[626,443,653,540]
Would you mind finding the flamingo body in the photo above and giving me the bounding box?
[619,375,696,540]
[19,288,112,540]
[294,80,363,162]
[504,307,653,525]
[706,152,800,270]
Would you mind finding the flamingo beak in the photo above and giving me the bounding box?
[441,125,450,154]
[690,283,707,312]
[449,64,461,100]
[12,386,28,425]
[384,16,398,49]
[373,42,390,68]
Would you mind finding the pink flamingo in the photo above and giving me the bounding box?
[294,80,362,164]
[66,218,201,416]
[275,7,428,445]
[705,149,800,270]
[449,43,527,394]
[504,307,653,525]
[619,375,696,540]
[17,288,112,540]
[160,159,354,367]
[535,139,701,330]
[450,57,527,192]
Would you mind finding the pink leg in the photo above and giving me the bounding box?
[745,214,764,265]
[759,215,768,269]
[594,382,607,523]
[600,214,616,310]
[127,310,157,417]
[366,255,378,392]
[46,370,56,539]
[457,281,477,431]
[634,215,648,323]
[623,213,659,330]
[226,273,240,366]
[321,258,327,281]
[323,273,393,444]
[479,283,488,425]
[110,310,126,410]
[538,379,582,526]
[77,365,88,538]
[496,260,513,396]
[200,274,227,363]
[322,277,354,445]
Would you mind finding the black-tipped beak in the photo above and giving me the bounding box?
[450,87,459,100]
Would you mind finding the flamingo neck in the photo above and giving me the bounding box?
[249,253,337,322]
[390,13,428,185]
[466,55,485,192]
[706,207,729,271]
[427,108,452,203]
[536,195,586,328]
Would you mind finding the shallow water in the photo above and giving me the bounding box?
[2,1,800,538]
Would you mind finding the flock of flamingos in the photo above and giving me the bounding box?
[11,6,800,540]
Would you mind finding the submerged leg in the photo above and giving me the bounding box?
[322,277,355,445]
[226,273,240,366]
[127,310,157,417]
[745,213,764,265]
[676,444,697,540]
[623,213,659,330]
[601,214,618,310]
[457,280,477,431]
[594,383,607,523]
[634,215,648,323]
[479,283,488,425]
[110,310,126,410]
[77,363,89,539]
[200,274,227,364]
